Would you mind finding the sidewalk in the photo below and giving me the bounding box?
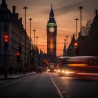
[0,72,36,80]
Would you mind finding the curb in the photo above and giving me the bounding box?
[0,72,36,80]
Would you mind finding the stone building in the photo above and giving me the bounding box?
[0,0,30,73]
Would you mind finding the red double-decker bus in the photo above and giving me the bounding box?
[57,56,98,78]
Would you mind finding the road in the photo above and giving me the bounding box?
[50,72,98,98]
[0,72,98,98]
[0,72,60,98]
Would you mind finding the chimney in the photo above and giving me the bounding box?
[12,6,16,14]
[1,0,7,8]
[19,17,22,24]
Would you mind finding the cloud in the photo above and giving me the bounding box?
[41,0,85,16]
[41,0,98,17]
[55,1,86,16]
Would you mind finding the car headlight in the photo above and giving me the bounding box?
[62,70,65,73]
[57,69,60,72]
[64,70,75,74]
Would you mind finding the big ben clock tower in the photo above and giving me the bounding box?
[47,4,57,63]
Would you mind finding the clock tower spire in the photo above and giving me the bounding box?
[47,4,57,63]
[48,4,56,24]
[50,4,54,18]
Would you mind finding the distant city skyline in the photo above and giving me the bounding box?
[1,0,98,55]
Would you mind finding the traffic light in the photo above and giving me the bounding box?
[74,41,79,56]
[17,52,21,63]
[74,42,78,48]
[4,33,8,47]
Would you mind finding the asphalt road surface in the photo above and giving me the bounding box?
[0,72,98,98]
[0,72,61,98]
[50,72,98,98]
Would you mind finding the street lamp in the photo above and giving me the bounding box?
[23,6,28,61]
[29,18,32,50]
[36,36,38,47]
[33,29,36,46]
[75,18,79,40]
[79,6,83,31]
[64,39,66,46]
[66,35,68,47]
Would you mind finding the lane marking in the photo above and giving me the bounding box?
[50,74,64,98]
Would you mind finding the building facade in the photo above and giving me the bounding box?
[0,0,31,73]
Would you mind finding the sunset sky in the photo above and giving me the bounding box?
[0,0,98,56]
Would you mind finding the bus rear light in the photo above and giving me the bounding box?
[68,64,87,67]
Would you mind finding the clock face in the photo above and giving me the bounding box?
[49,27,54,32]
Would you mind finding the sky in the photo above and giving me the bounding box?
[0,0,98,56]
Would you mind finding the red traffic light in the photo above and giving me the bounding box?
[4,33,8,47]
[16,52,21,63]
[16,52,20,56]
[74,42,78,47]
[4,33,8,43]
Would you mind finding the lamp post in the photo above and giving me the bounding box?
[33,29,36,46]
[75,18,79,56]
[75,18,79,40]
[29,18,32,66]
[79,6,83,31]
[66,35,68,47]
[23,6,28,62]
[29,18,32,50]
[64,39,66,46]
[36,36,38,47]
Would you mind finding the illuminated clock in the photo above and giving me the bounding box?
[49,27,54,32]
